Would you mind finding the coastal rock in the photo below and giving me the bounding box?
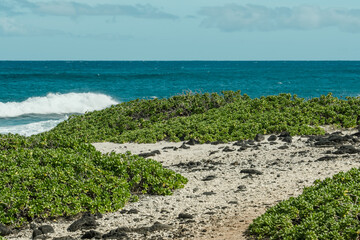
[186,139,200,145]
[334,145,360,154]
[178,213,194,220]
[138,150,161,158]
[315,156,337,162]
[268,135,277,141]
[179,143,190,149]
[282,136,292,143]
[255,134,265,142]
[279,132,291,138]
[278,145,289,150]
[102,230,129,239]
[0,223,11,236]
[237,185,247,191]
[32,229,43,239]
[38,225,55,235]
[53,237,75,240]
[211,141,225,145]
[223,146,235,152]
[240,169,263,175]
[203,191,216,196]
[67,215,98,232]
[81,230,103,239]
[202,175,216,181]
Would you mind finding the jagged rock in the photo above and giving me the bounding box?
[138,150,161,158]
[178,213,194,219]
[222,146,235,152]
[268,135,277,141]
[38,225,55,235]
[282,136,292,143]
[334,145,360,154]
[32,229,43,239]
[315,156,337,162]
[179,143,190,149]
[240,169,263,175]
[53,237,76,240]
[202,175,216,181]
[81,230,103,239]
[254,134,265,142]
[186,139,200,145]
[67,215,98,232]
[127,209,139,214]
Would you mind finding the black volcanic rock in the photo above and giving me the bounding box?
[334,145,360,154]
[0,223,11,236]
[254,134,265,142]
[268,135,277,141]
[138,150,161,158]
[240,169,263,175]
[67,215,98,232]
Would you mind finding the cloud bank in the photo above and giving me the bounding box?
[1,0,177,19]
[199,4,360,32]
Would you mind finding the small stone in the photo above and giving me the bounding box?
[127,209,139,214]
[237,185,247,191]
[179,143,190,149]
[278,145,289,150]
[81,230,103,239]
[228,201,238,205]
[178,213,194,219]
[53,237,76,240]
[223,146,235,152]
[240,169,263,175]
[202,175,216,181]
[32,229,43,239]
[203,191,216,196]
[67,215,98,232]
[186,139,199,145]
[268,135,277,141]
[38,225,54,234]
[254,134,265,142]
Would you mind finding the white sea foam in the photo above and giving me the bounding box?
[0,117,68,136]
[0,92,118,118]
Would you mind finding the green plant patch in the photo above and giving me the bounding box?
[45,92,360,144]
[248,168,360,240]
[0,135,187,228]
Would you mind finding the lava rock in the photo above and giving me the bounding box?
[315,156,337,162]
[210,141,225,145]
[202,175,216,181]
[278,145,289,150]
[203,191,216,196]
[254,134,265,142]
[178,213,194,219]
[268,135,277,141]
[38,225,54,235]
[240,169,263,175]
[138,150,161,158]
[223,146,235,152]
[237,185,247,191]
[179,143,190,149]
[282,136,292,143]
[102,231,129,240]
[127,209,139,214]
[32,229,43,239]
[0,223,11,236]
[53,237,76,240]
[279,131,291,138]
[81,230,103,239]
[67,215,98,232]
[186,139,200,145]
[334,145,360,154]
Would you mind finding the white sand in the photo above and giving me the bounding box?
[7,130,360,239]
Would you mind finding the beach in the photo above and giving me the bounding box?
[6,127,360,239]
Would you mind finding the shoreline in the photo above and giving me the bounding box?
[7,128,360,239]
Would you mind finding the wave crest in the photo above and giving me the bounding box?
[0,93,118,118]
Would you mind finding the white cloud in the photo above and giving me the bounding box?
[0,17,27,35]
[199,4,360,32]
[1,0,178,19]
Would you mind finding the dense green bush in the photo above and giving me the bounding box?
[0,134,187,228]
[48,92,360,143]
[248,168,360,239]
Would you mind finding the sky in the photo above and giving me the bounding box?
[1,0,360,60]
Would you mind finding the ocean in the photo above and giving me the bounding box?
[1,61,360,136]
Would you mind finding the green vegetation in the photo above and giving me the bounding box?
[248,168,360,239]
[2,90,360,236]
[49,91,360,143]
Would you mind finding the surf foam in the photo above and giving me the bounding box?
[0,117,68,136]
[0,93,118,118]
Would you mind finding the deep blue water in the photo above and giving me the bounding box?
[1,61,360,135]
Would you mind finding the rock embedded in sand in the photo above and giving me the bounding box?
[53,237,76,240]
[81,230,103,239]
[315,156,337,162]
[202,175,216,181]
[67,214,99,232]
[178,213,194,219]
[334,145,360,154]
[179,143,190,149]
[268,135,277,141]
[255,134,265,142]
[138,150,161,158]
[240,169,263,175]
[222,146,235,152]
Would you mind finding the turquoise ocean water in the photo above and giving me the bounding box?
[1,61,360,136]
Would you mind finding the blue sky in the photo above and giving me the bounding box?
[1,0,360,60]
